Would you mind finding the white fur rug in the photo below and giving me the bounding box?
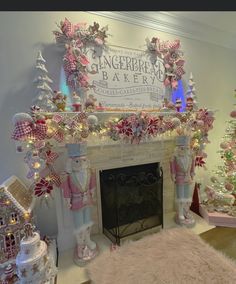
[87,228,236,284]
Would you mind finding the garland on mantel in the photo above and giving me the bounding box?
[11,108,215,199]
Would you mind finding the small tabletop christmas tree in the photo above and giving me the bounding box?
[32,51,56,112]
[185,72,198,111]
[204,90,236,215]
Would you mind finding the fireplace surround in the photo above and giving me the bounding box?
[55,137,176,251]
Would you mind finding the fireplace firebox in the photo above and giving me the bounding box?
[99,162,163,245]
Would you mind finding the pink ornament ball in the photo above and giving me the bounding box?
[230,110,236,118]
[220,142,229,149]
[225,182,234,191]
[210,176,218,183]
[171,117,181,127]
[196,120,204,127]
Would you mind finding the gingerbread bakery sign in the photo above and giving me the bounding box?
[87,45,166,110]
[53,19,185,111]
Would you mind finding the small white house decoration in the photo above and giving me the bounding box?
[0,176,34,267]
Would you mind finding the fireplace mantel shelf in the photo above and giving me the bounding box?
[56,135,175,151]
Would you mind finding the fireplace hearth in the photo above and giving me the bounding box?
[100,162,163,244]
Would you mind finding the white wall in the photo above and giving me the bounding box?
[0,11,236,235]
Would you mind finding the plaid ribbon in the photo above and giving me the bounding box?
[175,66,185,77]
[12,121,32,140]
[34,140,45,149]
[168,39,180,50]
[34,124,47,140]
[64,56,77,73]
[61,18,74,38]
[49,173,61,187]
[74,112,88,122]
[52,114,63,124]
[53,130,64,142]
[12,121,47,141]
[46,150,59,164]
[27,124,47,141]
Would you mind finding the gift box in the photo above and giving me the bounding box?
[199,204,236,227]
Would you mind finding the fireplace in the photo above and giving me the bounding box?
[55,139,175,252]
[99,162,163,244]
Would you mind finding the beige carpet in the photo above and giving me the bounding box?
[87,228,236,284]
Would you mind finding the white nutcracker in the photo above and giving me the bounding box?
[61,143,98,265]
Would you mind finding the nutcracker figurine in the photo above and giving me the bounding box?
[170,135,196,226]
[61,143,98,265]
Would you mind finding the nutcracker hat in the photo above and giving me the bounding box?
[66,143,87,157]
[175,135,190,146]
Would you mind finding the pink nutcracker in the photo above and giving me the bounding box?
[61,143,98,265]
[170,135,196,226]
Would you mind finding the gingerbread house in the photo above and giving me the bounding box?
[0,176,34,267]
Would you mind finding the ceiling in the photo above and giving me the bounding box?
[89,11,236,50]
[170,12,236,36]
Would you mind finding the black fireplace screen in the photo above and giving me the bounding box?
[100,162,163,245]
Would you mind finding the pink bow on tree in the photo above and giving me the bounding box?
[12,121,47,141]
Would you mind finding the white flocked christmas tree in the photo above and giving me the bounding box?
[32,51,56,111]
[204,91,236,215]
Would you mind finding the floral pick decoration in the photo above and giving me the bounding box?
[34,177,54,197]
[146,37,185,89]
[108,112,178,144]
[53,18,108,91]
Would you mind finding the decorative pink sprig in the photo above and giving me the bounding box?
[53,18,108,91]
[147,37,185,89]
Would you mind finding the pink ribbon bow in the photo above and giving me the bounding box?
[12,121,32,140]
[12,121,47,141]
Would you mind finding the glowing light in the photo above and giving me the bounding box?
[32,162,41,169]
[34,173,39,180]
[47,127,55,135]
[5,200,10,205]
[24,213,30,220]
